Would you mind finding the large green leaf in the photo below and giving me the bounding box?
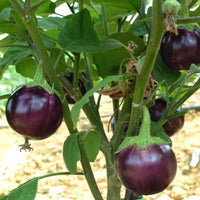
[0,20,21,35]
[0,47,32,78]
[79,131,101,162]
[41,34,55,47]
[0,35,12,53]
[63,134,81,173]
[0,7,13,21]
[0,0,11,12]
[93,32,145,78]
[91,0,141,11]
[32,0,56,15]
[3,178,38,200]
[57,8,101,53]
[16,58,37,79]
[38,17,66,30]
[100,37,125,51]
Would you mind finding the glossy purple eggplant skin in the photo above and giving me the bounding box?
[149,99,184,137]
[115,145,177,195]
[160,27,200,71]
[64,73,86,104]
[6,86,63,140]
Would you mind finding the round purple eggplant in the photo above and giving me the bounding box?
[6,85,63,140]
[160,26,200,71]
[149,99,184,137]
[115,144,177,195]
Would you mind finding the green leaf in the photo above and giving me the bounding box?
[4,178,38,200]
[16,58,37,79]
[0,20,21,35]
[57,9,101,53]
[153,53,181,85]
[79,131,101,162]
[151,122,172,146]
[100,37,125,51]
[38,17,66,30]
[0,7,13,21]
[0,1,11,12]
[50,48,69,73]
[91,0,141,11]
[41,34,55,47]
[115,136,139,153]
[0,47,32,78]
[63,134,81,173]
[33,0,56,15]
[93,32,144,78]
[71,75,122,129]
[190,64,200,72]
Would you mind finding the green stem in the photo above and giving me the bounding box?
[0,94,10,100]
[188,0,199,8]
[0,44,30,48]
[111,96,132,153]
[83,53,99,111]
[126,0,165,137]
[111,82,119,129]
[79,0,84,12]
[66,2,75,14]
[53,49,64,69]
[84,53,93,90]
[37,171,84,180]
[140,0,147,13]
[117,16,128,32]
[105,153,121,200]
[101,4,109,36]
[73,53,80,88]
[24,0,31,11]
[172,78,200,111]
[78,137,104,200]
[177,16,200,24]
[30,0,49,12]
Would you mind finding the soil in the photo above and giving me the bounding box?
[0,91,200,200]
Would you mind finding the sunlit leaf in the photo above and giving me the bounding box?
[63,134,81,173]
[57,9,101,53]
[79,131,101,162]
[16,58,37,79]
[3,178,38,200]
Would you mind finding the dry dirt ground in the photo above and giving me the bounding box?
[0,91,200,200]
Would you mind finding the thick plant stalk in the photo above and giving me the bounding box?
[126,0,165,137]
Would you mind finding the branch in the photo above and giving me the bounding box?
[30,0,49,12]
[126,0,165,137]
[177,16,200,24]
